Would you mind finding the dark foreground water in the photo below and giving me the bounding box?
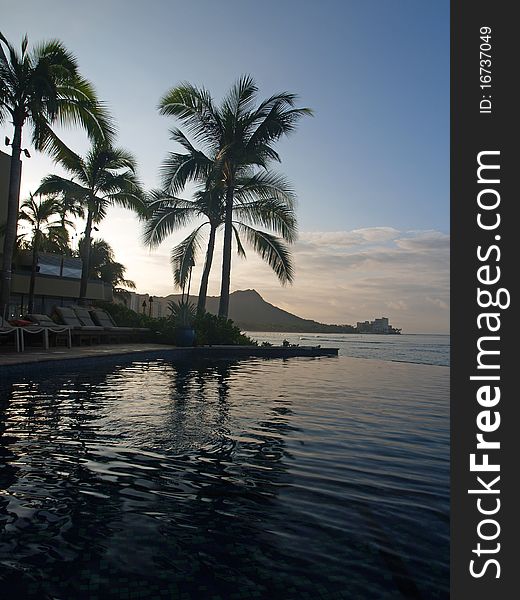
[0,356,449,599]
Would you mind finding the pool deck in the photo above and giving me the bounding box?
[0,343,338,372]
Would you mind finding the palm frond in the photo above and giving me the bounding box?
[160,150,213,194]
[159,82,221,149]
[143,192,200,248]
[234,171,296,206]
[52,78,115,144]
[220,74,258,122]
[232,225,247,258]
[36,174,89,199]
[35,122,85,171]
[234,223,294,284]
[233,197,297,242]
[99,261,135,288]
[170,225,205,289]
[106,188,147,216]
[245,102,313,153]
[146,189,199,211]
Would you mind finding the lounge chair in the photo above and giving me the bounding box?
[89,308,149,342]
[75,306,132,343]
[73,306,105,328]
[53,306,105,345]
[0,318,20,352]
[22,314,72,351]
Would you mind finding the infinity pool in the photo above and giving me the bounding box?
[0,355,449,599]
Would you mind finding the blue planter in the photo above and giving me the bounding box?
[175,327,196,347]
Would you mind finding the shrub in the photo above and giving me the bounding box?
[168,299,196,327]
[94,301,149,328]
[93,301,256,346]
[194,311,256,346]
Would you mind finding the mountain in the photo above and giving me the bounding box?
[163,289,356,333]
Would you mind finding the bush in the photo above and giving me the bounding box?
[94,301,150,328]
[93,302,256,346]
[193,311,256,346]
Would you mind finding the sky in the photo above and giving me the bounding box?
[1,0,450,333]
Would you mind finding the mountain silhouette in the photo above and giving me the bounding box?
[163,289,356,333]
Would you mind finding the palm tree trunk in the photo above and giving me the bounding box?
[0,123,23,319]
[198,224,217,314]
[79,209,93,304]
[28,235,39,314]
[218,186,234,317]
[186,267,193,300]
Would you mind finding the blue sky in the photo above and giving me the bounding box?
[1,1,450,332]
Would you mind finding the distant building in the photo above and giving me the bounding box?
[356,317,401,334]
[373,317,389,333]
[124,292,169,319]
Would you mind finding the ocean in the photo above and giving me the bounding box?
[0,339,449,598]
[247,332,450,367]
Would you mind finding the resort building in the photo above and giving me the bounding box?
[1,150,112,317]
[356,317,401,334]
[125,292,165,319]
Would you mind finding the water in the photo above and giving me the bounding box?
[246,332,450,367]
[0,355,449,599]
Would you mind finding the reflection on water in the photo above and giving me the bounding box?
[0,356,449,599]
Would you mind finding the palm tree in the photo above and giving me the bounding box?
[36,143,145,304]
[145,170,297,314]
[56,190,85,230]
[78,237,135,302]
[158,75,311,317]
[0,32,113,316]
[18,193,71,312]
[104,265,136,304]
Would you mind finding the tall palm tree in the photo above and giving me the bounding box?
[36,143,145,303]
[0,32,113,316]
[18,193,71,312]
[145,170,297,314]
[158,75,311,317]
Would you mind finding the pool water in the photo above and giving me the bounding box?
[0,355,449,599]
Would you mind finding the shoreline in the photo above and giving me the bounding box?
[0,343,339,376]
[0,344,449,380]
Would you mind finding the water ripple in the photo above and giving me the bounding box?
[0,355,448,599]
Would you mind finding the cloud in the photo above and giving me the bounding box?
[206,226,449,333]
[299,227,400,247]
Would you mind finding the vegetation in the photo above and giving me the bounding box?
[1,32,310,329]
[18,193,71,312]
[168,298,196,328]
[0,31,113,315]
[36,143,145,303]
[158,75,311,317]
[192,311,255,346]
[144,171,297,314]
[15,192,135,307]
[94,300,255,346]
[94,300,148,328]
[78,238,135,303]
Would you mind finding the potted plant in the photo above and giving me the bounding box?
[168,299,196,346]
